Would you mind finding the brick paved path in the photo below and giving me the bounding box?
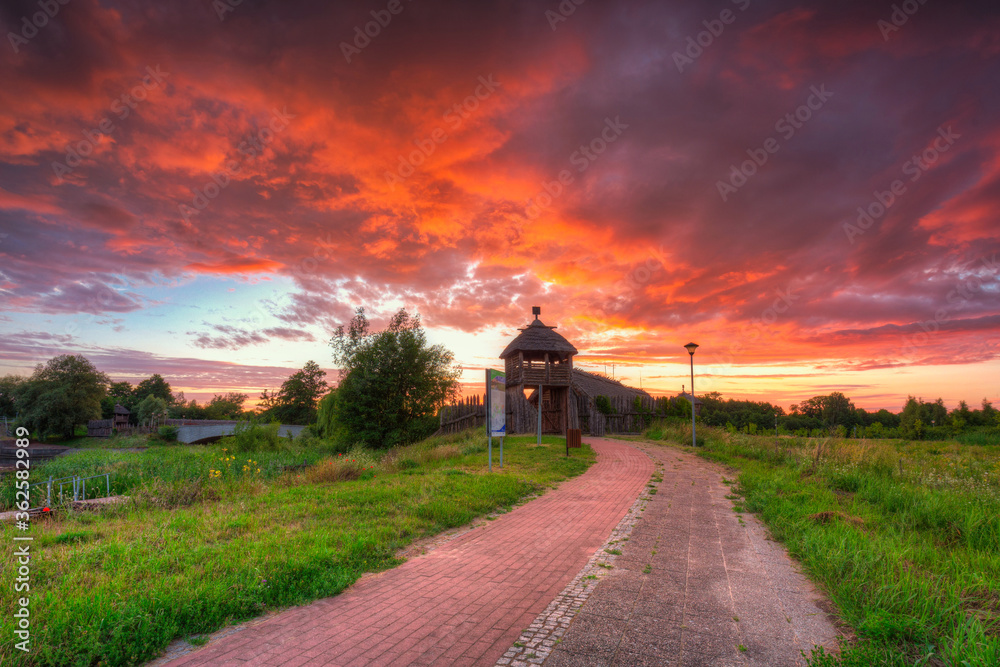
[162,439,653,667]
[543,439,842,666]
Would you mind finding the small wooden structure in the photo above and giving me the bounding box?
[501,307,578,435]
[676,388,704,416]
[113,404,130,430]
[87,404,131,438]
[87,419,113,437]
[437,307,690,437]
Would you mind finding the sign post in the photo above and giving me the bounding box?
[486,369,506,471]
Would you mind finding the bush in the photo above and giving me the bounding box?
[222,420,288,453]
[595,395,614,415]
[158,425,179,441]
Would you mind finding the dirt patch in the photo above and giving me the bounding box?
[808,510,865,528]
[962,587,1000,637]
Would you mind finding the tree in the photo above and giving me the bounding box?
[315,389,339,439]
[330,308,460,448]
[982,398,998,427]
[205,393,248,420]
[135,394,168,425]
[14,355,108,438]
[257,388,279,414]
[102,380,137,418]
[134,374,173,404]
[0,375,24,417]
[920,397,948,427]
[821,392,856,428]
[900,396,925,439]
[873,408,900,428]
[259,361,329,424]
[173,397,207,420]
[797,396,825,419]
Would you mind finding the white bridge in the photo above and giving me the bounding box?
[170,421,306,444]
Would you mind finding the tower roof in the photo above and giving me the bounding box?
[499,308,578,359]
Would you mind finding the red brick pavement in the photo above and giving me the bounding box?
[162,439,653,667]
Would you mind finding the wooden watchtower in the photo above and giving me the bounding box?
[113,404,130,431]
[500,307,578,435]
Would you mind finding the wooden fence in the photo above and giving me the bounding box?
[86,415,167,438]
[579,395,666,436]
[436,393,681,437]
[436,395,488,435]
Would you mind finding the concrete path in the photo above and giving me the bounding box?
[540,439,842,666]
[161,439,653,667]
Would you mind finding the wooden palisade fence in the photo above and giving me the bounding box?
[86,414,167,438]
[436,394,488,435]
[437,394,683,437]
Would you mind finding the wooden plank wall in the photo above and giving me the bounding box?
[437,393,679,437]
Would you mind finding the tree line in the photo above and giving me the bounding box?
[696,391,1000,440]
[0,356,331,439]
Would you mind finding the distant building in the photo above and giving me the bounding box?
[88,404,131,438]
[675,387,703,416]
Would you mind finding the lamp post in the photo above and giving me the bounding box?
[684,342,699,447]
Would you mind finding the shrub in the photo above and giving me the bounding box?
[158,425,179,441]
[222,420,287,453]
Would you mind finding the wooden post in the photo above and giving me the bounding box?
[537,384,542,444]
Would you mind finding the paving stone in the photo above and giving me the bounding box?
[682,630,745,660]
[626,613,682,637]
[683,611,740,639]
[544,441,843,667]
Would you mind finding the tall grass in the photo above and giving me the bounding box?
[0,432,592,666]
[642,421,1000,665]
[0,441,334,511]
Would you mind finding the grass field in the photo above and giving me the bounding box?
[642,421,1000,666]
[0,431,594,666]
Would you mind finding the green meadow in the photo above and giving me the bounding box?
[0,431,593,666]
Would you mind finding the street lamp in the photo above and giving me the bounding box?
[684,342,699,446]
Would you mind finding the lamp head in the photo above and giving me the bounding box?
[684,342,699,356]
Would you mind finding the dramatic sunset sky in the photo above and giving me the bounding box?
[1,0,998,411]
